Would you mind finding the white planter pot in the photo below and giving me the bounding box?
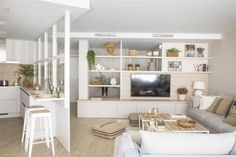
[178,94,186,100]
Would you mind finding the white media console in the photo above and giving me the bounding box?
[77,99,189,118]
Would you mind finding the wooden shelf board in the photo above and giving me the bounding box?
[122,70,212,74]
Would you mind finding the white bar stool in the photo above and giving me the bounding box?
[27,109,55,157]
[21,105,46,144]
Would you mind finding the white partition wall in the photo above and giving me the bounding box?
[34,11,71,152]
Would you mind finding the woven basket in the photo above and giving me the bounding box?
[177,119,196,128]
[167,51,179,57]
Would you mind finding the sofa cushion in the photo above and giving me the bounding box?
[222,126,236,133]
[188,108,216,122]
[224,108,236,127]
[140,131,235,155]
[207,97,232,115]
[199,95,217,110]
[117,133,140,157]
[202,115,229,132]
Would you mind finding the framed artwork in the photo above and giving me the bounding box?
[168,61,182,71]
[185,44,195,57]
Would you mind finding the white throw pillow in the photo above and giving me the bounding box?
[199,95,217,110]
[140,131,235,155]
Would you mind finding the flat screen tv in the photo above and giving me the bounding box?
[131,74,171,97]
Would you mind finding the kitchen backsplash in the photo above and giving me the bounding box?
[0,63,19,85]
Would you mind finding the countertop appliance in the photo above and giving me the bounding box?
[0,80,9,86]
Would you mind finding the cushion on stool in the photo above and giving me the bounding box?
[92,121,125,139]
[128,113,145,127]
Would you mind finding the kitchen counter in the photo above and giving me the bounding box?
[20,87,64,102]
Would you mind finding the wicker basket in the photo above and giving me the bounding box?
[128,50,137,56]
[177,119,196,128]
[167,51,179,57]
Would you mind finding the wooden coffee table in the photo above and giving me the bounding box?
[139,113,209,134]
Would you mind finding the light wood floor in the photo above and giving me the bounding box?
[0,104,116,157]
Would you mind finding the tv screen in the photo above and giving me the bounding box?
[131,74,171,97]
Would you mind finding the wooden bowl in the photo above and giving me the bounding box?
[177,118,196,128]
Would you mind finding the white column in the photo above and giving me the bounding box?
[78,40,89,100]
[44,32,48,81]
[38,38,42,86]
[33,41,37,85]
[64,10,70,108]
[52,25,57,87]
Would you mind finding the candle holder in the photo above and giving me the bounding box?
[55,86,62,98]
[49,85,54,94]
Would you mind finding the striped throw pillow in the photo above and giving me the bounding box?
[206,97,233,115]
[224,100,236,126]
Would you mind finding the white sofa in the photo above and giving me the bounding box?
[116,131,236,157]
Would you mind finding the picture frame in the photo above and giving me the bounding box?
[185,44,195,57]
[168,61,182,71]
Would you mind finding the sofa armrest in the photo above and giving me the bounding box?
[117,133,140,157]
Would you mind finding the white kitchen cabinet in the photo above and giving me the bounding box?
[19,88,30,118]
[6,39,34,64]
[77,101,98,117]
[0,86,20,114]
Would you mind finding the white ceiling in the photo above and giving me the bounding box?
[0,0,88,39]
[71,0,236,34]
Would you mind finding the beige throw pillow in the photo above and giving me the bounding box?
[207,97,232,115]
[224,107,236,127]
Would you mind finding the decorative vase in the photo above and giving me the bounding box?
[101,87,108,97]
[178,94,186,100]
[128,66,133,71]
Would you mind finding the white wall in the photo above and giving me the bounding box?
[209,29,236,97]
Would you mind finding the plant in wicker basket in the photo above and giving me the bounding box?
[166,48,180,57]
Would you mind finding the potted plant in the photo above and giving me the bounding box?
[177,87,188,100]
[166,48,180,57]
[127,64,133,71]
[16,64,34,88]
[135,64,141,71]
[96,72,110,97]
[87,50,96,70]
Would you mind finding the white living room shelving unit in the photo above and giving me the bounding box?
[81,40,210,100]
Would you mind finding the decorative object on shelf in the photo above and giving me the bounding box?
[197,47,205,57]
[128,64,133,71]
[95,63,105,71]
[202,64,208,72]
[135,64,141,71]
[166,48,180,57]
[194,64,202,72]
[146,51,153,56]
[87,50,96,70]
[152,51,160,56]
[128,50,137,56]
[168,61,182,71]
[101,87,108,97]
[105,42,116,55]
[147,59,157,71]
[91,79,101,85]
[177,118,196,128]
[185,44,196,57]
[55,86,62,98]
[16,64,34,88]
[177,87,188,100]
[193,81,205,96]
[96,72,110,85]
[110,78,117,85]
